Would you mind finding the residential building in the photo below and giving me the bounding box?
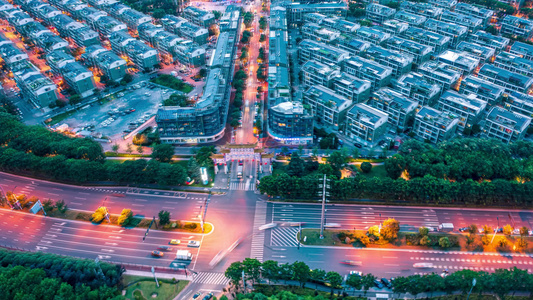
[94,15,127,37]
[182,6,215,27]
[385,36,432,65]
[355,26,390,45]
[34,32,69,53]
[504,91,533,118]
[82,45,126,82]
[123,40,159,71]
[301,23,340,44]
[0,0,14,12]
[109,30,135,54]
[331,72,372,103]
[300,59,339,88]
[468,30,509,53]
[381,19,409,35]
[368,88,418,129]
[501,15,533,39]
[427,0,457,9]
[437,90,487,130]
[345,103,389,144]
[9,11,34,32]
[477,64,533,93]
[321,16,359,34]
[0,43,28,65]
[454,3,493,26]
[436,50,479,75]
[394,10,426,27]
[440,10,483,33]
[418,61,462,91]
[176,21,209,45]
[298,39,349,65]
[393,72,441,107]
[303,85,352,128]
[269,30,289,67]
[424,19,468,48]
[173,41,206,67]
[78,7,107,29]
[46,50,95,97]
[400,27,450,55]
[342,56,393,91]
[268,101,314,145]
[366,3,396,24]
[510,41,533,61]
[280,2,347,26]
[482,107,531,144]
[270,6,288,31]
[459,75,504,107]
[118,9,151,31]
[51,14,99,47]
[494,52,533,78]
[11,60,57,107]
[218,5,240,32]
[455,41,495,63]
[336,37,370,56]
[363,46,413,78]
[413,106,458,143]
[400,1,443,18]
[33,4,62,26]
[138,22,164,45]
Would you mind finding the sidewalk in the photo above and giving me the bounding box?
[124,270,190,281]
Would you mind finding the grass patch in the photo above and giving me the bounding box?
[44,110,78,126]
[150,75,194,93]
[105,152,152,158]
[123,276,188,300]
[353,163,388,179]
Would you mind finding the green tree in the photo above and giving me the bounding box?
[361,274,376,296]
[55,199,67,214]
[230,119,241,128]
[328,150,346,172]
[259,33,266,42]
[242,258,262,284]
[259,16,267,30]
[111,144,119,153]
[420,235,431,246]
[503,224,513,236]
[520,226,529,237]
[291,261,310,287]
[419,227,429,236]
[439,236,451,248]
[117,209,133,226]
[261,260,280,284]
[212,10,221,20]
[136,145,144,154]
[310,269,326,288]
[225,261,244,288]
[187,157,201,180]
[287,152,305,177]
[125,143,133,154]
[346,274,363,295]
[360,162,372,173]
[468,224,479,235]
[158,210,170,226]
[325,271,343,293]
[151,144,174,162]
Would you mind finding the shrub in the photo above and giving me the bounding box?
[117,209,133,226]
[92,207,108,223]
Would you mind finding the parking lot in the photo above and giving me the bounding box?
[55,81,174,139]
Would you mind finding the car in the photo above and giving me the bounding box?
[151,250,164,257]
[340,260,362,266]
[374,279,384,289]
[188,240,201,247]
[458,227,469,232]
[192,292,202,299]
[259,222,278,230]
[324,223,341,228]
[157,245,173,251]
[202,292,214,300]
[381,278,392,289]
[349,271,363,276]
[169,239,181,245]
[354,143,363,148]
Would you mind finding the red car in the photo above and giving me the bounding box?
[151,250,164,257]
[340,260,362,266]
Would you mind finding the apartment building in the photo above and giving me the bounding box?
[413,106,458,143]
[110,31,159,71]
[393,72,441,107]
[301,23,340,44]
[83,45,126,82]
[303,85,352,128]
[501,15,533,39]
[138,22,164,45]
[298,39,349,65]
[477,64,533,93]
[109,30,135,54]
[116,8,151,31]
[270,6,288,31]
[345,103,389,144]
[173,40,206,67]
[182,6,215,27]
[280,2,347,26]
[0,43,28,65]
[336,36,370,56]
[482,107,531,144]
[34,32,68,53]
[510,41,533,61]
[10,60,58,107]
[368,88,418,129]
[455,41,495,63]
[331,72,372,103]
[300,59,339,88]
[363,46,413,78]
[382,19,409,35]
[270,29,289,67]
[437,50,480,75]
[176,21,208,45]
[385,36,432,65]
[504,91,533,118]
[393,10,426,27]
[428,0,457,9]
[304,13,359,34]
[468,30,509,53]
[458,75,504,107]
[418,60,461,91]
[218,5,240,32]
[0,0,14,12]
[494,51,533,78]
[440,10,483,33]
[454,3,493,26]
[268,101,314,145]
[424,19,468,48]
[400,27,450,55]
[400,1,443,18]
[437,90,487,131]
[355,26,391,45]
[342,56,393,91]
[46,50,95,97]
[94,16,127,37]
[366,3,395,24]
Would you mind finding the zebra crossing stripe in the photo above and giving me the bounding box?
[250,201,267,262]
[193,272,230,285]
[270,227,299,247]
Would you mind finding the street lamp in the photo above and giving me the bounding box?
[466,278,476,300]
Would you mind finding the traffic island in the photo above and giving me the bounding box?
[122,275,189,300]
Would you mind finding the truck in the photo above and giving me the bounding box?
[176,250,192,261]
[237,161,243,179]
[438,223,454,232]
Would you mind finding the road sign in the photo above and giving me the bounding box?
[30,200,42,214]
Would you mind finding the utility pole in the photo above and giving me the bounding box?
[466,278,476,300]
[491,217,499,244]
[319,174,328,239]
[242,269,246,293]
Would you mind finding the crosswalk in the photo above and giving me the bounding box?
[229,181,256,191]
[250,201,267,262]
[193,272,230,285]
[270,227,299,247]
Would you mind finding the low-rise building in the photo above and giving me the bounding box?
[424,18,468,48]
[454,2,493,27]
[342,56,393,91]
[47,50,95,97]
[385,36,432,65]
[393,72,441,107]
[400,27,450,55]
[345,103,388,144]
[400,1,443,18]
[366,3,395,24]
[363,46,413,78]
[458,75,504,107]
[301,23,340,44]
[482,106,531,144]
[336,37,370,56]
[176,21,209,45]
[269,30,288,67]
[440,10,483,33]
[119,9,152,31]
[468,30,509,53]
[510,41,533,61]
[300,59,339,88]
[0,43,28,65]
[268,101,314,145]
[355,26,391,45]
[303,85,352,128]
[381,19,409,35]
[394,10,426,27]
[331,72,372,103]
[501,15,533,39]
[280,2,347,26]
[123,40,159,71]
[173,40,206,67]
[504,91,533,118]
[427,0,457,9]
[0,0,14,12]
[437,90,487,131]
[436,50,480,75]
[182,6,215,27]
[413,106,458,143]
[218,5,240,32]
[298,39,349,65]
[494,52,533,78]
[34,32,69,53]
[455,41,495,63]
[270,6,288,31]
[94,15,127,37]
[477,64,533,93]
[11,60,58,107]
[368,88,418,129]
[418,60,461,92]
[82,44,126,82]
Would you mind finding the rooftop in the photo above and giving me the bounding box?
[478,64,533,88]
[440,90,487,112]
[371,88,418,111]
[455,41,495,60]
[416,105,458,128]
[348,103,389,125]
[486,106,531,131]
[305,85,352,111]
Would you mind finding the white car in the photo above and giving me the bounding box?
[188,240,201,247]
[258,223,277,231]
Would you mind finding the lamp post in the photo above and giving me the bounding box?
[466,278,476,300]
[379,213,382,234]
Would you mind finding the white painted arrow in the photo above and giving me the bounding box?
[272,255,286,258]
[97,255,111,259]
